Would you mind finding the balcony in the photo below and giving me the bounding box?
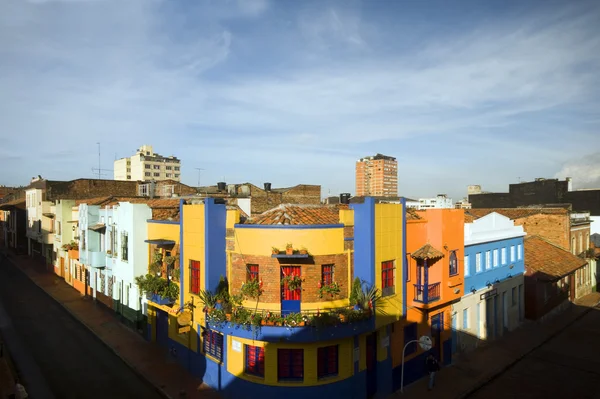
[147,293,176,306]
[414,282,441,304]
[89,251,106,268]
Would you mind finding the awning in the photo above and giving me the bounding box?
[42,213,55,218]
[67,220,79,223]
[144,239,176,246]
[88,223,106,232]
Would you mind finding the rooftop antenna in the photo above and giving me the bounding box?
[195,168,205,187]
[517,177,522,183]
[91,142,113,179]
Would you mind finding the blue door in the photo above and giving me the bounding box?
[156,309,169,348]
[366,332,377,398]
[431,312,443,361]
[281,266,301,315]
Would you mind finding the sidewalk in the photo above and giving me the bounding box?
[0,334,16,399]
[392,291,600,399]
[2,251,220,399]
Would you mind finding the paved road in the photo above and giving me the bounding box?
[0,256,163,399]
[467,305,600,399]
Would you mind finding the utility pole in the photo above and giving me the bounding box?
[195,168,205,187]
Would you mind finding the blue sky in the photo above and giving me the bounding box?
[1,0,599,200]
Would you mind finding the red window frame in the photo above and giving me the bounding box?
[382,260,395,295]
[321,265,334,286]
[247,264,259,282]
[245,345,265,377]
[203,330,223,362]
[281,266,301,301]
[317,345,338,378]
[277,348,303,381]
[190,260,201,295]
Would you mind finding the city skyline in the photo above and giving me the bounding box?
[1,0,599,200]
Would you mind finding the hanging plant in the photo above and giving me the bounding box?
[153,250,163,264]
[164,254,178,267]
[241,279,263,299]
[281,275,304,290]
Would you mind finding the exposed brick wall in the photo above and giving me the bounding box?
[230,253,349,304]
[46,179,138,201]
[514,214,570,250]
[249,184,321,215]
[344,226,354,238]
[154,180,197,197]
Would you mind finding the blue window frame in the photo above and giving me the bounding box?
[203,330,223,362]
[317,345,338,378]
[404,322,418,355]
[245,345,265,377]
[449,250,458,276]
[278,348,303,381]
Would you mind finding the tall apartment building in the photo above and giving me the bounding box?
[355,153,398,197]
[114,145,181,182]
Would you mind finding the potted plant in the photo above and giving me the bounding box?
[164,254,178,267]
[272,247,280,255]
[318,281,341,298]
[241,278,263,300]
[349,277,362,310]
[198,290,217,313]
[106,249,112,255]
[299,247,308,255]
[149,261,162,276]
[281,275,304,291]
[285,243,294,255]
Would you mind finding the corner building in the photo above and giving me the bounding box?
[145,197,406,399]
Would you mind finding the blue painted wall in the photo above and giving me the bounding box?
[464,236,525,292]
[351,197,375,287]
[204,198,227,293]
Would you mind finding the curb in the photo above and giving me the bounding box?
[458,303,597,398]
[1,253,173,399]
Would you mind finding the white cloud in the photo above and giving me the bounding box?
[0,0,599,200]
[555,153,600,189]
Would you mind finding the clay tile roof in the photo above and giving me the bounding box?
[406,208,422,220]
[524,235,587,280]
[0,198,25,209]
[73,196,114,206]
[245,204,341,225]
[465,208,568,221]
[411,244,445,260]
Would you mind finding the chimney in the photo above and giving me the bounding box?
[340,193,351,204]
[566,177,572,192]
[217,182,226,191]
[264,182,271,191]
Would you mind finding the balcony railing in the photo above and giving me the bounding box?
[414,282,441,304]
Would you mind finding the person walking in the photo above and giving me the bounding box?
[425,354,440,391]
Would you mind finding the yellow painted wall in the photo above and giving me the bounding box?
[182,204,207,327]
[234,227,344,256]
[374,203,404,329]
[339,209,354,226]
[147,222,179,241]
[226,336,354,386]
[226,209,240,228]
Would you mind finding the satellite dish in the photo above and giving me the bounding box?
[418,336,432,351]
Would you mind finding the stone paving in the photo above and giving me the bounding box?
[2,250,220,399]
[392,292,600,399]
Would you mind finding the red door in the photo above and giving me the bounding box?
[281,266,301,315]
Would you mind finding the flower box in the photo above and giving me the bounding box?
[148,293,175,306]
[68,249,79,260]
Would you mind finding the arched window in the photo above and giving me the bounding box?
[449,250,458,276]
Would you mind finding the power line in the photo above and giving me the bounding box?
[195,168,205,187]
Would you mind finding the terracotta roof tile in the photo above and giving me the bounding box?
[73,196,114,206]
[406,208,422,220]
[524,235,587,280]
[466,208,568,221]
[245,204,342,225]
[411,244,445,260]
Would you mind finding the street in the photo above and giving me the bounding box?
[0,256,163,399]
[467,305,600,399]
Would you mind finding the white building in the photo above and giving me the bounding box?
[406,194,453,210]
[114,145,181,182]
[25,185,55,263]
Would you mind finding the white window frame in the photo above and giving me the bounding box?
[510,246,515,262]
[517,244,522,260]
[485,251,491,270]
[501,247,507,264]
[464,255,470,277]
[476,253,482,273]
[493,249,499,267]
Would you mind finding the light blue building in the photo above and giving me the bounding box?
[452,212,526,355]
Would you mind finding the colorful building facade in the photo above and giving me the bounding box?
[391,208,465,388]
[453,212,525,355]
[144,197,407,399]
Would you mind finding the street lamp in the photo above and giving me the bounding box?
[400,335,433,393]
